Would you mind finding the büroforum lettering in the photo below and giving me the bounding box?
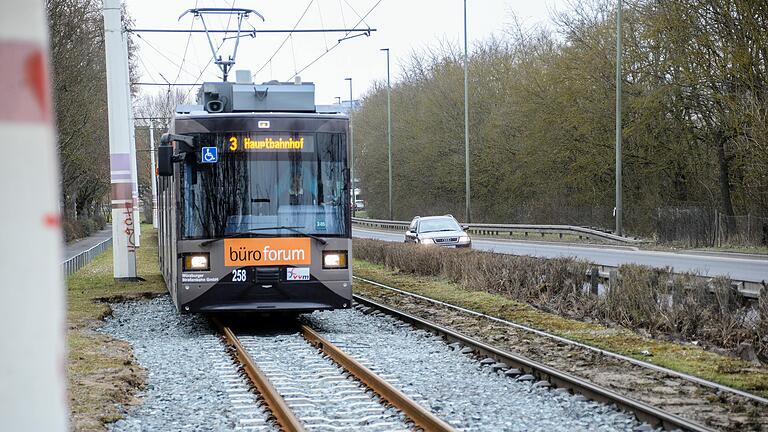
[229,245,306,263]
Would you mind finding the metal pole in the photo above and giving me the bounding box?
[463,0,471,223]
[615,0,623,236]
[149,123,158,228]
[104,0,137,279]
[382,48,393,220]
[0,1,68,429]
[345,77,355,216]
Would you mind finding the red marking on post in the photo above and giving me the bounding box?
[43,213,61,227]
[25,51,50,116]
[0,42,52,122]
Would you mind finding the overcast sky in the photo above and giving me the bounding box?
[127,0,572,105]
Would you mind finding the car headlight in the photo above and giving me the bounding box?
[459,236,471,243]
[420,238,434,245]
[323,251,348,269]
[183,253,210,271]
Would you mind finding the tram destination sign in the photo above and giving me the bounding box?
[226,133,314,153]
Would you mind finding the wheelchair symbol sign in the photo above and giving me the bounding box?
[201,147,218,163]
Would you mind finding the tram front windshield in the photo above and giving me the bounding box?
[180,132,348,239]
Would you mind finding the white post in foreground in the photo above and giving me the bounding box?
[122,25,140,246]
[0,1,68,430]
[103,0,137,279]
[150,123,158,228]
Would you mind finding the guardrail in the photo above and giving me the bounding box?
[352,217,764,299]
[62,237,113,277]
[352,217,644,244]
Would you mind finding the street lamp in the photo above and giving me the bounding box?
[381,48,393,220]
[463,0,471,223]
[344,77,355,216]
[615,0,623,236]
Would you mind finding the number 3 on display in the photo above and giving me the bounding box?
[232,269,247,282]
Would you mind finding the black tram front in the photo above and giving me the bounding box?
[156,80,352,313]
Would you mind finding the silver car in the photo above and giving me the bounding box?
[404,215,471,248]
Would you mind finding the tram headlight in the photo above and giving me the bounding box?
[322,251,348,269]
[183,253,210,271]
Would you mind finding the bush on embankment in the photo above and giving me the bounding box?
[63,215,107,242]
[354,239,767,361]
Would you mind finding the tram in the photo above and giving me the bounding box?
[156,73,352,313]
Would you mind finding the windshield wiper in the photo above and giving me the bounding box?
[201,226,327,247]
[421,228,457,233]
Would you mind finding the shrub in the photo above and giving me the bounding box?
[354,239,765,360]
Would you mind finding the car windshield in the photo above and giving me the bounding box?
[419,218,460,233]
[180,132,348,239]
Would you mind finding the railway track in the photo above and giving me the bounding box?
[353,276,768,406]
[351,275,768,431]
[213,319,456,432]
[212,304,716,432]
[199,276,768,431]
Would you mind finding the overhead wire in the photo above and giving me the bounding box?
[173,0,198,85]
[338,0,347,28]
[343,0,371,29]
[133,32,202,81]
[316,0,329,50]
[184,0,237,99]
[286,0,383,81]
[252,0,315,79]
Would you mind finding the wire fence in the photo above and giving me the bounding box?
[655,207,768,247]
[62,237,113,277]
[715,213,768,248]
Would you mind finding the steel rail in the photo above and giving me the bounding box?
[353,275,768,406]
[212,319,305,432]
[351,294,714,432]
[300,325,457,432]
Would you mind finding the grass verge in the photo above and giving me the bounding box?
[353,258,768,397]
[67,225,166,431]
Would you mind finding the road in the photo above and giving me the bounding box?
[352,227,768,284]
[63,226,112,262]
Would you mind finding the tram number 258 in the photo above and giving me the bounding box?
[232,269,247,282]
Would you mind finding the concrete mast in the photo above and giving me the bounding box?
[103,0,138,279]
[0,0,68,429]
[122,20,140,246]
[150,123,158,228]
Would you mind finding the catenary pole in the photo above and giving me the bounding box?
[463,0,471,223]
[345,77,355,216]
[615,0,623,236]
[104,0,138,279]
[381,48,393,220]
[122,25,140,246]
[0,0,68,429]
[149,123,158,228]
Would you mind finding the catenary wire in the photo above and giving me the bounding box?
[252,0,315,79]
[286,0,383,81]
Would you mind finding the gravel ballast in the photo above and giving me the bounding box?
[100,296,275,431]
[101,295,649,431]
[306,306,647,432]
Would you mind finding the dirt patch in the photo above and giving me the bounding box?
[67,226,167,431]
[352,264,768,431]
[69,331,146,431]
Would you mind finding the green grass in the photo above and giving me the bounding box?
[67,225,166,431]
[353,258,768,397]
